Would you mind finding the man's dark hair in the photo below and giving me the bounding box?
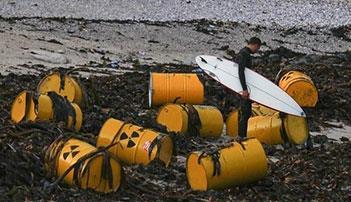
[248,37,262,45]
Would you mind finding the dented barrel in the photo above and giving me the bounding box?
[149,73,204,107]
[97,118,173,166]
[186,138,267,191]
[156,104,223,138]
[278,71,318,107]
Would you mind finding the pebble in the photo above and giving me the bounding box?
[1,0,351,28]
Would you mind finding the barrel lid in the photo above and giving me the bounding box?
[284,115,308,144]
[37,72,76,102]
[283,79,318,107]
[62,75,77,103]
[156,104,188,134]
[97,118,126,148]
[36,94,53,121]
[67,76,84,106]
[11,91,37,123]
[71,103,83,132]
[55,138,122,193]
[186,152,208,191]
[11,91,28,123]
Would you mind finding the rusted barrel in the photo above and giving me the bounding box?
[149,73,204,107]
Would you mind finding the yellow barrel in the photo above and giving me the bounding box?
[226,104,277,137]
[251,103,277,117]
[156,104,223,138]
[69,103,83,131]
[37,72,85,107]
[247,113,308,145]
[10,91,37,123]
[67,76,84,106]
[247,113,283,145]
[97,118,173,166]
[225,110,239,137]
[149,73,204,107]
[186,138,267,191]
[10,91,83,131]
[45,138,122,193]
[278,71,318,107]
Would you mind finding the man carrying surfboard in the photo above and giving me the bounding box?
[236,37,261,140]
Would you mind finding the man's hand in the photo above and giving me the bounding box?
[241,90,250,99]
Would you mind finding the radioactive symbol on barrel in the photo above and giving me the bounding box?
[119,131,139,148]
[63,145,80,160]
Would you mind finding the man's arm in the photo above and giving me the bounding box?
[238,53,248,91]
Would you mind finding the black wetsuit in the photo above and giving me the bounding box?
[236,47,253,138]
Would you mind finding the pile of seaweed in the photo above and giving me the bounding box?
[0,51,350,201]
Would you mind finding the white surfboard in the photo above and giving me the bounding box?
[196,55,305,117]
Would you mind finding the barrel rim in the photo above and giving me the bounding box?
[37,71,60,93]
[284,115,308,144]
[96,118,125,147]
[71,103,83,131]
[281,78,318,107]
[157,135,174,167]
[156,104,188,134]
[186,152,208,191]
[11,90,28,123]
[56,138,122,193]
[66,75,84,106]
[37,71,76,102]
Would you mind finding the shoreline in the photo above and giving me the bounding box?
[0,18,350,76]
